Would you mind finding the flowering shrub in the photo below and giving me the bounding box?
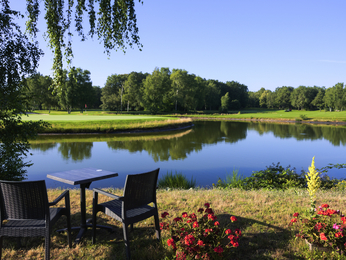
[160,203,241,259]
[290,203,346,252]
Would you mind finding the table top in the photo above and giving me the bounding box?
[47,168,118,186]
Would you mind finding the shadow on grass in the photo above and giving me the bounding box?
[91,218,170,260]
[217,213,304,260]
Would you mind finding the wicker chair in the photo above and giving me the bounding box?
[92,168,161,259]
[0,180,72,260]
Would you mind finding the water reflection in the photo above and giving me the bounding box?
[30,121,346,162]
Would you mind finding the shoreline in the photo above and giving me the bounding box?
[187,117,346,126]
[37,117,346,135]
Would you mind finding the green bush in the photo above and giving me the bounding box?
[215,163,343,190]
[300,114,308,120]
[158,171,196,189]
[213,169,245,189]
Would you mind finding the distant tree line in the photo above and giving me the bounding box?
[248,83,346,111]
[24,67,345,113]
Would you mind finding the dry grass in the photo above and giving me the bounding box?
[1,188,346,259]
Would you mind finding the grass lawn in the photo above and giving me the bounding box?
[2,188,345,259]
[22,112,191,133]
[179,109,346,122]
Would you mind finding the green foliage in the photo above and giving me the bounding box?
[215,163,343,191]
[220,92,229,112]
[25,0,142,88]
[214,169,245,189]
[300,114,308,120]
[158,171,196,189]
[0,4,49,180]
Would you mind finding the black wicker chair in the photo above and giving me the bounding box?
[0,180,72,260]
[92,168,161,259]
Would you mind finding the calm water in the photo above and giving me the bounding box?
[26,121,346,189]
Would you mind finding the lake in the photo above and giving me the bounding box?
[26,121,346,189]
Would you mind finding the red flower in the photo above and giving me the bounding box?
[190,213,197,220]
[187,219,193,223]
[161,212,169,218]
[214,221,220,226]
[198,208,204,213]
[193,221,199,228]
[173,217,182,222]
[293,212,299,217]
[197,240,205,247]
[321,204,329,208]
[291,218,297,223]
[184,234,195,246]
[204,203,210,208]
[213,246,223,253]
[176,251,186,260]
[182,212,188,218]
[335,232,343,238]
[235,229,241,236]
[230,216,237,222]
[320,233,328,241]
[231,241,239,247]
[167,238,175,247]
[159,222,169,230]
[225,229,232,234]
[205,208,214,214]
[208,214,217,221]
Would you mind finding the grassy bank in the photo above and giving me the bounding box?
[2,188,346,259]
[177,109,346,123]
[22,113,192,133]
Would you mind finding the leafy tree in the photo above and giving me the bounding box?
[58,67,93,113]
[123,72,147,111]
[275,86,293,109]
[142,68,172,113]
[25,0,143,89]
[194,76,207,110]
[204,80,220,110]
[90,86,102,109]
[226,81,249,108]
[23,73,58,112]
[333,83,346,111]
[266,91,277,108]
[101,74,128,111]
[324,87,335,112]
[259,90,271,108]
[0,3,48,180]
[311,87,325,111]
[291,85,307,110]
[220,92,230,112]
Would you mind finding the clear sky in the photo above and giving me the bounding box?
[12,0,346,92]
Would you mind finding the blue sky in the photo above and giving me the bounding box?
[12,0,346,92]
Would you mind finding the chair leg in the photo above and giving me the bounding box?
[92,192,98,244]
[122,223,131,260]
[0,236,3,259]
[66,214,72,248]
[45,235,50,260]
[154,212,161,239]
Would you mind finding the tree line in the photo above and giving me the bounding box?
[24,67,249,113]
[24,67,345,113]
[248,83,346,111]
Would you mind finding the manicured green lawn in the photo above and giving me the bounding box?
[181,109,346,122]
[22,113,170,122]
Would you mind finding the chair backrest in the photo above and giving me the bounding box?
[123,168,159,210]
[0,180,49,221]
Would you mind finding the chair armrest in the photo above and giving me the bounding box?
[93,188,124,201]
[49,190,69,206]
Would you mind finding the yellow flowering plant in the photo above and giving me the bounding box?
[305,156,321,216]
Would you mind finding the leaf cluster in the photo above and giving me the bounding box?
[215,163,342,190]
